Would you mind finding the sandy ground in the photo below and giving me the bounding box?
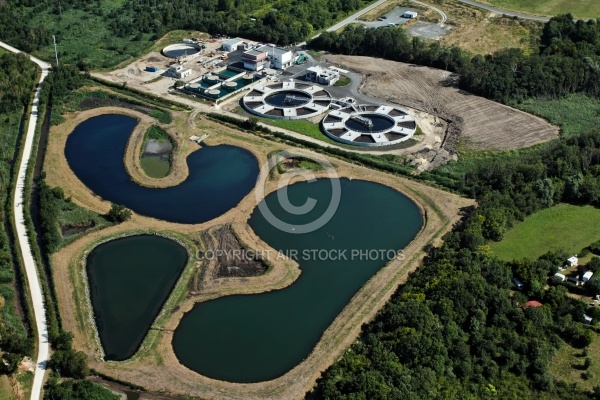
[47,106,473,400]
[323,54,559,153]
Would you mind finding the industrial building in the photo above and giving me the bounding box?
[305,66,340,86]
[167,65,192,79]
[242,49,269,71]
[257,45,293,69]
[222,38,244,52]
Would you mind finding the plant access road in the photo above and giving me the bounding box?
[455,0,550,22]
[0,40,52,400]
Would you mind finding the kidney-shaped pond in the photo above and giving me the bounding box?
[65,114,259,224]
[87,234,188,360]
[172,178,423,382]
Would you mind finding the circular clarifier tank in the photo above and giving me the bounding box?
[344,114,395,133]
[223,81,237,90]
[265,90,311,107]
[163,43,202,58]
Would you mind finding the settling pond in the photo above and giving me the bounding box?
[73,114,423,382]
[65,114,258,224]
[173,178,423,382]
[87,234,188,360]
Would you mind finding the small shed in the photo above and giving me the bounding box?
[145,66,159,72]
[403,11,418,19]
[583,271,594,283]
[567,256,579,267]
[554,273,566,282]
[584,314,593,324]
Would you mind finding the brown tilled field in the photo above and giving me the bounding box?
[324,55,559,151]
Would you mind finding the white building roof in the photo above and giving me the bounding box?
[257,45,291,55]
[223,38,243,46]
[584,271,594,279]
[568,256,578,263]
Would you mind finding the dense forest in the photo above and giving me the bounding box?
[309,15,600,103]
[0,0,368,55]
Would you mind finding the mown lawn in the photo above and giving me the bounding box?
[517,94,600,137]
[480,0,600,19]
[550,337,600,391]
[490,204,600,261]
[260,118,341,145]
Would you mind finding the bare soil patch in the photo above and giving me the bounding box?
[197,223,268,280]
[323,54,559,153]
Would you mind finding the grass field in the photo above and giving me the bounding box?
[550,337,600,391]
[490,204,600,261]
[29,1,155,69]
[517,94,600,137]
[439,1,541,55]
[0,375,14,400]
[479,0,600,19]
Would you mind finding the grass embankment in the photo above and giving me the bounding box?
[550,337,600,391]
[479,0,600,19]
[333,75,351,87]
[517,94,600,137]
[490,204,600,261]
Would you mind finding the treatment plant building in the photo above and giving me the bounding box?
[242,49,269,71]
[257,45,293,69]
[222,38,244,52]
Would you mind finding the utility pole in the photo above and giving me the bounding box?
[52,35,59,68]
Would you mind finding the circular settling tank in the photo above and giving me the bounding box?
[223,81,237,90]
[344,114,395,133]
[265,90,311,107]
[163,43,202,58]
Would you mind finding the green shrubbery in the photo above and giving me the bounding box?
[44,377,119,400]
[590,241,600,255]
[104,204,132,223]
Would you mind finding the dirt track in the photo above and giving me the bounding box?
[324,55,559,151]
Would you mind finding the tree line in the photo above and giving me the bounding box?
[0,52,38,376]
[1,0,368,52]
[309,15,600,103]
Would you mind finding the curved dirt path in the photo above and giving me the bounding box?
[0,40,52,400]
[411,0,448,24]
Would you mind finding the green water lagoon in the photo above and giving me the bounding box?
[172,178,423,382]
[87,234,188,360]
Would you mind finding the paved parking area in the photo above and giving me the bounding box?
[359,7,421,28]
